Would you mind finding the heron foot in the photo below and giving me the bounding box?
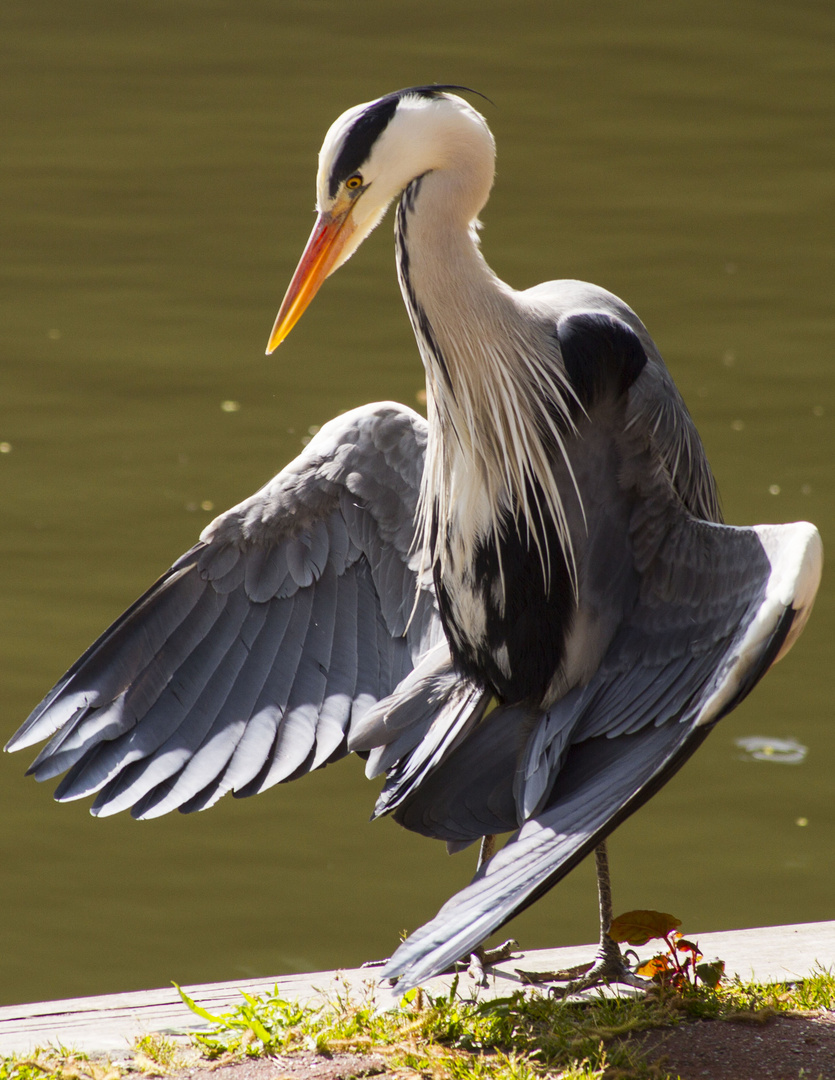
[465,938,519,985]
[516,935,649,996]
[358,959,393,976]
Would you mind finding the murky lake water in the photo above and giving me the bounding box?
[1,1,832,1006]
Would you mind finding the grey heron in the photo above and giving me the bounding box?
[6,86,822,995]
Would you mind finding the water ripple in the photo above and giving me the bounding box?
[735,736,808,764]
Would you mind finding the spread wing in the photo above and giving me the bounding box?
[381,514,822,991]
[6,402,444,819]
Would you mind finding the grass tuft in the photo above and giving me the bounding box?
[0,1050,120,1080]
[174,965,835,1080]
[131,1034,181,1074]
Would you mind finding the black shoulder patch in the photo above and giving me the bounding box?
[328,85,485,198]
[556,312,648,414]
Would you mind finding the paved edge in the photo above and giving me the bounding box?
[1,920,833,1056]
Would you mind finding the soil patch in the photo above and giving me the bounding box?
[173,1050,392,1080]
[167,1012,835,1080]
[634,1011,835,1079]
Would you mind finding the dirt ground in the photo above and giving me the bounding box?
[631,1011,835,1078]
[169,1010,835,1080]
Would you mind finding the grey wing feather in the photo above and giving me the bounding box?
[387,699,528,843]
[381,513,821,991]
[383,717,712,991]
[628,359,722,524]
[6,402,441,818]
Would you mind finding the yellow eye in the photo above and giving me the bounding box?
[345,174,363,190]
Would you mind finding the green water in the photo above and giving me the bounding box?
[0,0,832,1006]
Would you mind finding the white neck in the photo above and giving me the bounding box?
[395,166,579,590]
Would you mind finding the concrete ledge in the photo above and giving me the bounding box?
[1,920,833,1056]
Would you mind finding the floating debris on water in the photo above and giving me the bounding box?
[735,736,807,764]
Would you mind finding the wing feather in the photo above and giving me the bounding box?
[380,514,821,991]
[87,594,270,814]
[34,584,240,787]
[6,403,441,818]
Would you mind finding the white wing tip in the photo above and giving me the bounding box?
[697,520,823,727]
[5,695,89,754]
[752,521,823,662]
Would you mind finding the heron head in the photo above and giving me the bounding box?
[266,86,493,353]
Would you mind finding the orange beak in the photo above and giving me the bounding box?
[266,206,356,353]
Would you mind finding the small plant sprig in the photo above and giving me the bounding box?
[608,910,725,992]
[175,984,311,1056]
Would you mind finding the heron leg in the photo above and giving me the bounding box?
[517,841,648,993]
[368,834,517,979]
[466,835,518,984]
[477,832,496,869]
